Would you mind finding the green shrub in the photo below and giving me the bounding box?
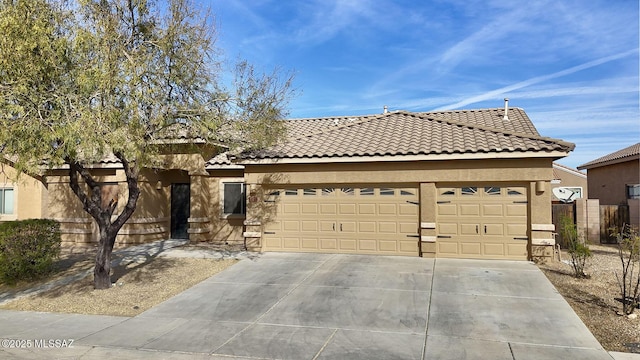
[0,219,61,285]
[560,215,591,278]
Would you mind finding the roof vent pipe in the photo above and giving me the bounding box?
[503,98,509,121]
[383,105,388,114]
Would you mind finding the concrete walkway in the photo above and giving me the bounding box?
[0,249,638,359]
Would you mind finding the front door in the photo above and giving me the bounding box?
[171,183,190,239]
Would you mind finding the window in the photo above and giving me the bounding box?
[360,188,374,196]
[0,188,13,214]
[222,182,245,216]
[628,184,640,200]
[303,188,317,196]
[484,187,501,196]
[380,188,395,196]
[461,187,478,196]
[340,187,355,196]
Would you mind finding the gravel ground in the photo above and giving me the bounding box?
[0,256,237,317]
[538,244,640,353]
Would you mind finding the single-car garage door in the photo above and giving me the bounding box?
[263,186,419,256]
[436,185,528,260]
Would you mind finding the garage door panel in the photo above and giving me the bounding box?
[460,223,479,235]
[301,221,317,232]
[358,203,376,214]
[460,242,481,255]
[320,204,337,215]
[507,243,528,256]
[320,238,338,250]
[359,239,377,251]
[484,223,504,236]
[320,221,335,232]
[379,240,397,252]
[484,243,505,256]
[339,239,357,251]
[301,238,318,249]
[378,222,397,233]
[399,204,419,215]
[378,203,397,215]
[438,223,458,235]
[359,222,376,232]
[482,204,503,216]
[506,204,527,217]
[283,203,300,214]
[438,204,457,216]
[399,240,418,252]
[283,221,299,231]
[340,222,356,233]
[301,203,318,214]
[506,224,527,236]
[460,204,480,216]
[339,203,356,215]
[438,242,458,255]
[264,237,282,249]
[283,238,301,250]
[399,222,417,234]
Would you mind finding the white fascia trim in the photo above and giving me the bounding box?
[238,151,571,165]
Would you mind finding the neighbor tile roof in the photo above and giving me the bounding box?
[553,162,586,180]
[241,110,574,161]
[578,142,640,170]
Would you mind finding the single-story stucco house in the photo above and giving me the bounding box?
[39,101,575,260]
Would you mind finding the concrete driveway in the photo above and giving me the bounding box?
[0,253,623,359]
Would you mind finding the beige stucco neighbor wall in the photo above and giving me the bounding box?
[586,160,639,205]
[0,164,48,221]
[244,157,558,260]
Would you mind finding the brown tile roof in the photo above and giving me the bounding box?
[241,110,574,161]
[553,162,586,180]
[578,142,640,170]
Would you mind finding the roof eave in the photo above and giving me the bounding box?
[238,150,572,165]
[577,154,640,170]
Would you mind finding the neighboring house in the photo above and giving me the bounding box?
[551,162,587,203]
[0,160,48,222]
[47,103,574,261]
[578,142,640,228]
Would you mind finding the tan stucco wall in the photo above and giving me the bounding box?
[586,160,639,205]
[0,164,48,221]
[244,157,557,259]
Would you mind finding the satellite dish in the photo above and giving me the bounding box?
[552,187,582,203]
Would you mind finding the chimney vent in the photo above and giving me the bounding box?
[383,105,388,114]
[503,98,509,121]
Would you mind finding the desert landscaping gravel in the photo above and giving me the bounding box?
[0,257,237,317]
[539,244,640,353]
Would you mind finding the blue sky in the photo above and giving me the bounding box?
[206,0,639,169]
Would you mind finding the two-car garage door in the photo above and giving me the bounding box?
[261,184,529,260]
[262,186,420,256]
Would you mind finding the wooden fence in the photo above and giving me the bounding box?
[552,203,575,248]
[600,205,630,243]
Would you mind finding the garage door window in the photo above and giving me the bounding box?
[485,187,501,196]
[360,188,374,196]
[461,187,477,195]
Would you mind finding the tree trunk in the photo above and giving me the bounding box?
[67,154,140,290]
[93,226,118,289]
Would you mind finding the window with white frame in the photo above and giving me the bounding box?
[0,188,14,214]
[220,180,246,217]
[627,184,640,200]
